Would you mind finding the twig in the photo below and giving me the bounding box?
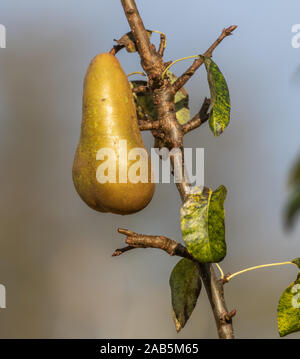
[120,0,163,80]
[182,97,210,134]
[115,228,194,260]
[138,120,160,131]
[158,33,166,57]
[112,246,135,256]
[113,229,235,338]
[109,45,123,56]
[173,25,237,92]
[196,263,234,338]
[221,309,237,323]
[132,85,148,93]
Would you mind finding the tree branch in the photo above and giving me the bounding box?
[114,228,194,260]
[138,119,160,131]
[132,85,148,93]
[112,245,135,256]
[182,97,210,134]
[109,45,123,56]
[173,25,237,93]
[120,0,163,80]
[119,0,235,339]
[113,227,234,339]
[158,33,166,57]
[197,263,234,338]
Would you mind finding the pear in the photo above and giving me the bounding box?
[72,53,155,214]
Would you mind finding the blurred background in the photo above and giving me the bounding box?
[0,0,299,339]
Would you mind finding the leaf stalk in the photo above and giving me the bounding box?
[226,261,298,282]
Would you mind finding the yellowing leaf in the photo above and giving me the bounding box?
[277,273,300,337]
[181,186,227,263]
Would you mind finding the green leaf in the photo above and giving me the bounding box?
[201,56,230,136]
[277,273,300,337]
[292,258,300,269]
[130,70,190,125]
[285,184,300,229]
[115,30,153,53]
[181,185,227,263]
[169,258,202,332]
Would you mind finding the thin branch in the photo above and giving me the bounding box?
[136,113,164,136]
[115,228,194,260]
[120,0,162,79]
[158,33,166,57]
[132,85,148,93]
[170,150,191,202]
[222,309,237,322]
[173,25,237,92]
[109,45,123,56]
[205,25,238,57]
[120,0,151,57]
[152,130,165,140]
[112,246,135,256]
[197,263,235,338]
[114,228,234,339]
[138,119,160,131]
[182,97,210,134]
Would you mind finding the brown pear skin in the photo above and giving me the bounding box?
[72,53,155,214]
